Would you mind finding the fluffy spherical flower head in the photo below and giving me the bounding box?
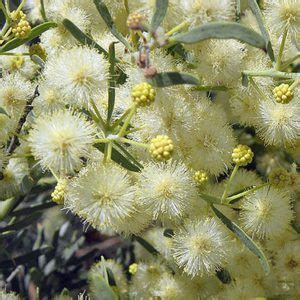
[28,110,96,174]
[172,218,229,277]
[51,178,67,204]
[149,135,174,161]
[229,86,261,127]
[232,144,254,166]
[269,167,290,188]
[0,158,29,200]
[132,82,156,107]
[240,186,293,239]
[273,83,294,104]
[89,259,128,296]
[139,161,197,220]
[194,170,209,185]
[131,260,168,297]
[183,121,235,176]
[65,162,137,230]
[33,82,66,114]
[181,0,235,26]
[257,100,300,146]
[197,39,246,87]
[112,205,152,235]
[127,12,146,30]
[0,72,33,117]
[265,0,300,34]
[275,240,300,281]
[44,46,108,106]
[152,273,186,300]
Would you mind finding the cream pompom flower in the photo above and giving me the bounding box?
[182,121,236,176]
[139,161,197,221]
[152,273,186,300]
[172,218,229,277]
[44,46,109,106]
[28,110,96,174]
[0,72,33,117]
[240,186,293,239]
[275,240,300,281]
[33,81,66,114]
[0,158,29,200]
[181,0,235,26]
[65,162,137,230]
[197,39,246,87]
[256,100,300,146]
[265,0,300,34]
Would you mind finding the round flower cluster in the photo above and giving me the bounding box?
[51,178,67,204]
[0,0,299,299]
[194,170,209,185]
[232,144,254,166]
[126,12,146,30]
[11,11,31,39]
[149,135,174,161]
[132,82,156,107]
[273,84,294,104]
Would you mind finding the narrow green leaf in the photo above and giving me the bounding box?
[199,193,221,205]
[247,0,275,61]
[62,19,108,57]
[0,22,57,53]
[211,204,270,274]
[172,22,266,50]
[133,235,160,256]
[0,247,53,268]
[93,0,132,50]
[148,72,199,87]
[10,201,56,217]
[93,143,141,172]
[113,142,144,169]
[107,42,116,122]
[0,212,42,233]
[88,273,118,300]
[151,0,168,32]
[0,107,9,117]
[40,0,47,21]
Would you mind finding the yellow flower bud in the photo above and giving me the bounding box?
[126,12,145,30]
[269,168,290,188]
[273,83,294,104]
[232,144,254,166]
[194,170,209,185]
[29,43,47,61]
[132,82,156,107]
[51,178,67,204]
[10,11,31,39]
[129,263,138,275]
[149,135,174,161]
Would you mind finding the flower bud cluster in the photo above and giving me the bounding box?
[51,178,67,204]
[149,135,174,161]
[11,11,31,39]
[232,144,254,166]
